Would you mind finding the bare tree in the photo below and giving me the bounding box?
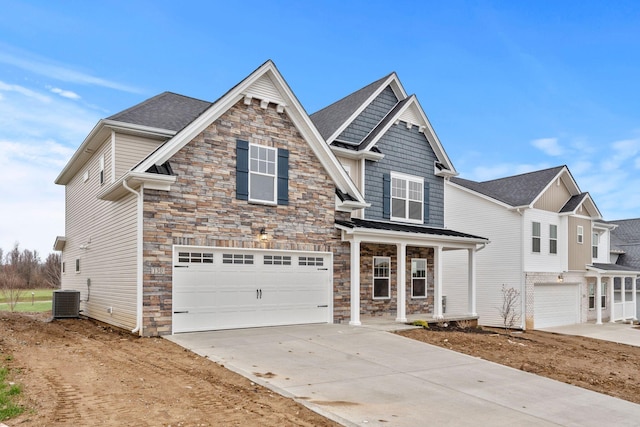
[42,253,62,289]
[498,284,521,333]
[0,267,25,312]
[18,248,41,288]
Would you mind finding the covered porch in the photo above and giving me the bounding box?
[586,263,640,324]
[336,218,488,326]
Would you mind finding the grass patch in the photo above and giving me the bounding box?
[0,289,53,304]
[0,366,24,421]
[0,301,52,313]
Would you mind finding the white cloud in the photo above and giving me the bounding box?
[467,162,551,182]
[531,137,564,156]
[0,44,142,93]
[50,87,81,100]
[0,81,51,103]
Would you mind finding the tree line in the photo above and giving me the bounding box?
[0,244,61,290]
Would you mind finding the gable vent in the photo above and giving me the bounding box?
[52,290,80,318]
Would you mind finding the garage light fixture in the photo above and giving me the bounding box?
[259,227,269,242]
[557,273,564,283]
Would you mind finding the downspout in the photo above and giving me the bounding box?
[123,178,144,335]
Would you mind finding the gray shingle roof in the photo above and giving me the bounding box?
[560,193,588,213]
[451,166,566,207]
[606,218,640,269]
[310,73,393,141]
[336,218,487,240]
[107,92,212,132]
[357,96,410,150]
[590,263,640,273]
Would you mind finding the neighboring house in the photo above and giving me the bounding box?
[443,166,640,329]
[607,218,640,321]
[54,61,487,336]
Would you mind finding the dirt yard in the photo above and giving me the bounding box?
[1,313,639,426]
[0,312,340,426]
[398,324,640,404]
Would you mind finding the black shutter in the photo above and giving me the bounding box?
[383,173,391,218]
[423,181,430,223]
[277,148,289,205]
[236,140,249,200]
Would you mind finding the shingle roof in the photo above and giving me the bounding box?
[451,166,566,207]
[107,92,212,132]
[606,218,640,269]
[357,96,410,150]
[310,73,393,141]
[590,263,640,273]
[560,193,589,213]
[335,218,487,240]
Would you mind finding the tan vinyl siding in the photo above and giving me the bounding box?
[568,216,591,271]
[60,138,138,330]
[534,178,571,212]
[114,133,165,179]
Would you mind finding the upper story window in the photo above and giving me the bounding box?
[236,140,289,206]
[549,224,558,254]
[532,222,541,253]
[592,232,599,258]
[99,155,105,185]
[577,225,584,244]
[391,172,423,223]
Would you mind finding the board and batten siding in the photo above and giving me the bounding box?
[568,216,592,271]
[365,123,444,227]
[522,209,565,273]
[533,177,571,212]
[114,133,165,179]
[443,182,524,328]
[61,138,138,331]
[337,86,398,144]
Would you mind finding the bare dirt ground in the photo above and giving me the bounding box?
[0,312,339,427]
[2,313,640,427]
[398,324,640,405]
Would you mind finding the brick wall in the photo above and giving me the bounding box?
[141,98,342,336]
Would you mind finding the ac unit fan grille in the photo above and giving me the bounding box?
[52,290,80,318]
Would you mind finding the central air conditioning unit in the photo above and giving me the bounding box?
[52,290,81,318]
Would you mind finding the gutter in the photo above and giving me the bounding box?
[123,178,144,335]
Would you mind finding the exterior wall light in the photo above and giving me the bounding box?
[557,273,564,283]
[259,228,268,242]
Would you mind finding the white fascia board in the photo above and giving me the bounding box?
[337,200,370,211]
[593,222,617,231]
[97,172,177,201]
[446,180,515,210]
[133,60,366,206]
[326,73,406,144]
[338,226,488,247]
[330,146,385,161]
[55,120,175,185]
[53,236,66,251]
[360,95,457,174]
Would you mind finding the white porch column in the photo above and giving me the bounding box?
[433,245,443,319]
[595,276,602,325]
[621,277,627,319]
[468,248,477,316]
[633,277,638,321]
[396,243,407,323]
[349,238,361,326]
[609,277,615,323]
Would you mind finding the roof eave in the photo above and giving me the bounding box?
[330,145,385,161]
[97,172,177,201]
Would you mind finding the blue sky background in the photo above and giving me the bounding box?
[1,0,639,257]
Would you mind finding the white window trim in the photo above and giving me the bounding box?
[99,155,105,185]
[373,256,391,300]
[75,258,80,274]
[592,232,599,258]
[577,225,584,244]
[532,221,541,254]
[549,224,558,255]
[248,143,277,205]
[390,171,423,224]
[411,258,427,299]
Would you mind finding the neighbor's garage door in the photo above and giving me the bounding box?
[534,283,580,329]
[172,246,332,333]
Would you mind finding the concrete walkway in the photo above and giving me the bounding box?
[540,321,640,347]
[167,324,640,426]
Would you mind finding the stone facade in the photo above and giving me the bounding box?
[141,98,342,336]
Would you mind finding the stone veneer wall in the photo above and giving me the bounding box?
[359,243,434,318]
[141,99,343,336]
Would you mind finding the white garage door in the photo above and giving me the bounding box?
[172,246,332,333]
[534,283,580,329]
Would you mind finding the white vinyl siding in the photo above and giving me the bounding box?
[114,133,165,180]
[61,138,138,331]
[443,182,524,326]
[524,210,565,273]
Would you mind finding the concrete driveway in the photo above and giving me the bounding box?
[540,321,640,347]
[166,324,640,426]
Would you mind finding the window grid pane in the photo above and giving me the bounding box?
[390,174,423,222]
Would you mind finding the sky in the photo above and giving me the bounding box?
[1,0,639,258]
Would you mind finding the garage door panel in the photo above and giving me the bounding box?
[534,283,580,329]
[173,247,331,333]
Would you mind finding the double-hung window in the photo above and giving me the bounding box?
[549,224,557,254]
[589,282,607,309]
[373,257,390,299]
[411,259,427,298]
[592,232,599,258]
[577,225,584,244]
[391,172,423,223]
[249,144,277,204]
[532,222,541,253]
